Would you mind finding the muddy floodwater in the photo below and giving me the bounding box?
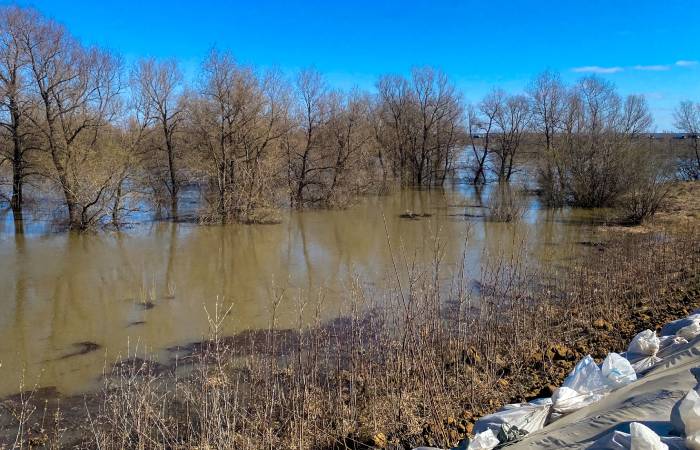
[0,185,602,396]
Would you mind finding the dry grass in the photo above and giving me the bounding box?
[603,181,700,233]
[656,181,700,226]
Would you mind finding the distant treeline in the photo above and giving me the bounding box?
[0,6,698,230]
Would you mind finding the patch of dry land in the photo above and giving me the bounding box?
[603,181,700,234]
[658,181,700,226]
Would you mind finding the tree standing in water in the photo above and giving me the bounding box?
[133,58,185,217]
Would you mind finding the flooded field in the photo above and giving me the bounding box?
[0,185,603,397]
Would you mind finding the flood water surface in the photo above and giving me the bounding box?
[0,186,601,396]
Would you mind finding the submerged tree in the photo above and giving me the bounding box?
[23,16,122,229]
[285,68,329,207]
[0,6,38,217]
[467,96,497,185]
[133,58,185,217]
[190,50,290,222]
[527,71,566,205]
[488,90,531,182]
[375,68,466,186]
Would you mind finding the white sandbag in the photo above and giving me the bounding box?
[677,322,700,340]
[561,355,609,392]
[675,389,700,436]
[472,399,551,435]
[591,430,684,449]
[628,330,660,356]
[602,352,637,387]
[661,314,700,337]
[552,355,610,414]
[467,429,499,450]
[630,422,668,450]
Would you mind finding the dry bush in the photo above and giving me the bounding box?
[485,184,526,222]
[531,75,655,209]
[618,175,671,225]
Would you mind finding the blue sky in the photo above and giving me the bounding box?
[4,0,700,129]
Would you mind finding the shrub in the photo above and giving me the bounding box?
[486,184,526,222]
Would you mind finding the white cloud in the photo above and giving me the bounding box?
[633,64,671,71]
[675,60,698,67]
[572,66,624,74]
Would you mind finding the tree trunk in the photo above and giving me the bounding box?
[9,99,23,214]
[164,124,179,218]
[11,157,22,214]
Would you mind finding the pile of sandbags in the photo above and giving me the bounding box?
[551,353,636,415]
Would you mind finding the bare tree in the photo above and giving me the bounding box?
[23,17,122,229]
[467,103,493,185]
[673,100,700,180]
[490,91,531,182]
[109,91,153,227]
[0,6,39,216]
[374,68,465,186]
[375,75,412,181]
[323,89,374,205]
[535,75,654,207]
[527,71,566,204]
[285,68,329,207]
[190,50,290,222]
[411,67,457,185]
[133,58,184,216]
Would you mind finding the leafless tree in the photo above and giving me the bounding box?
[673,100,700,180]
[374,68,465,186]
[22,16,122,229]
[532,75,654,207]
[285,68,329,207]
[133,58,184,216]
[467,103,493,185]
[527,71,566,204]
[375,75,412,181]
[323,89,375,205]
[490,91,531,182]
[190,50,290,222]
[109,91,153,227]
[0,6,40,216]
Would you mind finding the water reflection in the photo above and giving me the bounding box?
[0,186,600,396]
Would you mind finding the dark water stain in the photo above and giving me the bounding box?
[399,212,433,220]
[57,342,101,360]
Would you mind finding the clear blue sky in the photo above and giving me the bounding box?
[4,0,700,129]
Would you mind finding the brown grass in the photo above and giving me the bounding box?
[656,181,700,226]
